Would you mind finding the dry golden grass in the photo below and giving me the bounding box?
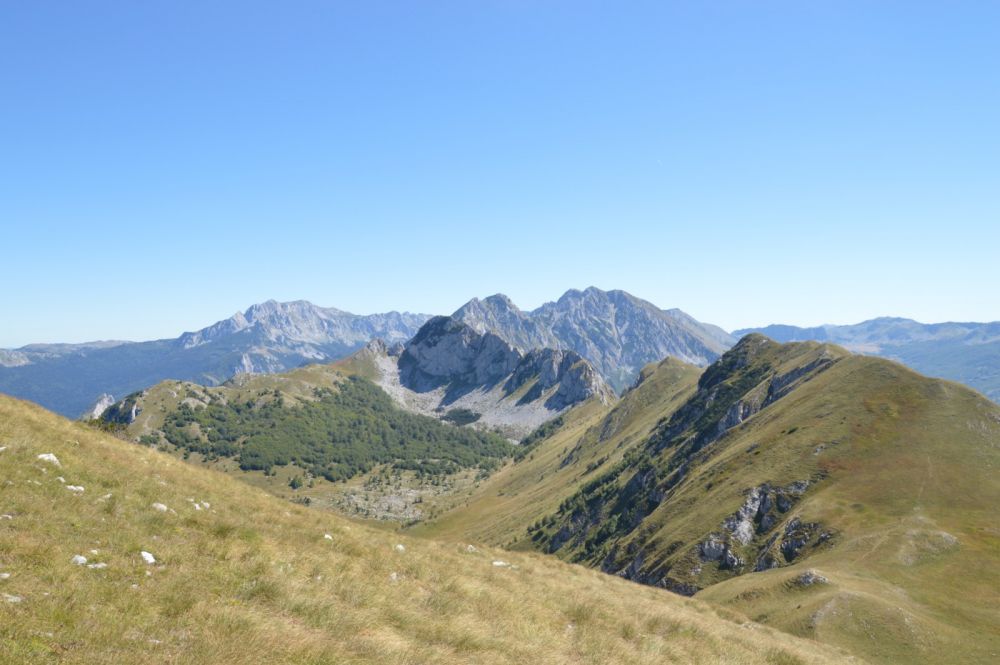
[0,395,854,664]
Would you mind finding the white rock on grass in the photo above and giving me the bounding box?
[71,555,88,566]
[0,515,12,520]
[323,534,333,540]
[492,560,510,567]
[151,503,169,513]
[0,572,10,580]
[466,544,479,553]
[3,593,22,603]
[37,453,61,467]
[65,485,85,493]
[796,570,829,586]
[394,544,406,553]
[87,563,108,570]
[140,551,156,565]
[0,446,7,453]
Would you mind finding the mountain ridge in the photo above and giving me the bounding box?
[0,300,430,417]
[735,317,1000,401]
[417,335,1000,664]
[454,287,735,392]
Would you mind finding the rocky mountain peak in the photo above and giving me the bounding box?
[368,316,614,437]
[454,288,736,393]
[399,317,522,390]
[177,300,430,350]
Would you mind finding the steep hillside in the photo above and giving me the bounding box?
[0,395,851,664]
[736,318,1000,402]
[343,316,616,439]
[454,287,734,391]
[99,363,515,521]
[0,300,429,418]
[423,336,1000,664]
[414,356,703,547]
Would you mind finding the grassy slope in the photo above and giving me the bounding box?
[419,342,1000,665]
[694,357,1000,664]
[108,365,512,521]
[414,357,702,547]
[0,395,852,664]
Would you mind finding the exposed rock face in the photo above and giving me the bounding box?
[101,392,146,426]
[794,569,829,586]
[0,350,31,367]
[454,288,734,392]
[507,349,611,411]
[84,394,116,420]
[363,317,615,438]
[399,317,521,391]
[0,300,430,417]
[178,300,427,352]
[723,481,810,546]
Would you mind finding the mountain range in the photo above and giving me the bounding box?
[0,300,429,418]
[5,290,998,422]
[4,289,999,663]
[737,317,1000,402]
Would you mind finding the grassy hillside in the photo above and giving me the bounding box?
[735,320,1000,403]
[0,395,852,664]
[100,365,515,521]
[419,336,1000,664]
[413,357,702,546]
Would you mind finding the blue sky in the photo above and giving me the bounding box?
[1,1,998,347]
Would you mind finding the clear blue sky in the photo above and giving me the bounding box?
[2,1,998,347]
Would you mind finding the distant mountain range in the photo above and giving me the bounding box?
[735,317,1000,402]
[454,287,735,392]
[3,292,998,419]
[0,300,429,417]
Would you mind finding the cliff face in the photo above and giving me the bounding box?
[362,316,615,439]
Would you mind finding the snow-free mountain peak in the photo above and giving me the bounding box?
[454,287,735,392]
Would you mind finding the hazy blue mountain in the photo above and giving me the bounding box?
[0,300,429,417]
[735,317,1000,402]
[453,287,735,392]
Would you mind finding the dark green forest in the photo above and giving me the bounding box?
[158,376,515,481]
